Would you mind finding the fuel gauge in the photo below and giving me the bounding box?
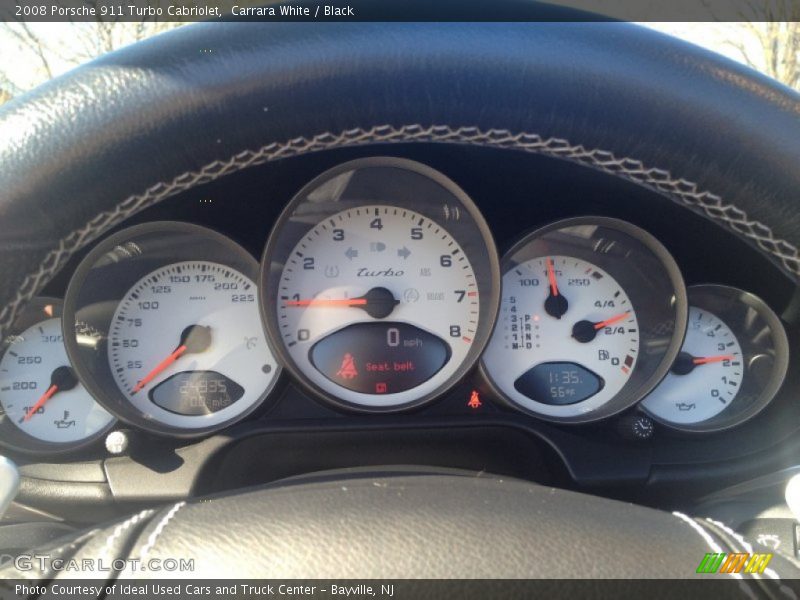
[641,285,789,432]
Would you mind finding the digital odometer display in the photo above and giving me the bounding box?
[150,371,245,415]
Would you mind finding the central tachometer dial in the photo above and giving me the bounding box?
[262,158,500,411]
[279,206,476,402]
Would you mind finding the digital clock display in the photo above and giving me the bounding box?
[514,362,604,406]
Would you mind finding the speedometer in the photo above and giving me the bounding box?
[108,261,273,428]
[261,158,499,411]
[63,222,281,436]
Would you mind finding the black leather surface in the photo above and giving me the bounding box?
[2,472,799,585]
[1,13,800,339]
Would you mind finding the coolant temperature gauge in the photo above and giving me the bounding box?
[0,298,114,453]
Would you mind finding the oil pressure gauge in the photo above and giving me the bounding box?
[641,284,789,432]
[481,217,687,424]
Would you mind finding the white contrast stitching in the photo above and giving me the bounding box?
[98,508,155,565]
[1,124,798,341]
[706,517,799,598]
[673,511,757,599]
[138,501,185,562]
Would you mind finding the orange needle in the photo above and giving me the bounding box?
[132,345,187,395]
[693,354,735,365]
[594,311,632,330]
[284,298,368,307]
[546,257,559,297]
[24,384,58,421]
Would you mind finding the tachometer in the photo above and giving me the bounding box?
[0,298,114,453]
[63,222,281,436]
[261,157,499,411]
[481,217,687,423]
[641,284,789,432]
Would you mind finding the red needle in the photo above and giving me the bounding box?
[24,384,58,421]
[594,311,632,330]
[132,345,187,395]
[546,257,559,297]
[284,298,368,307]
[693,354,735,365]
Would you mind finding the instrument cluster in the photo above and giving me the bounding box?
[0,157,791,454]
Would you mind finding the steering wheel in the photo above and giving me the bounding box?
[1,8,800,585]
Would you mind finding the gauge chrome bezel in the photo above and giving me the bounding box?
[641,284,790,433]
[63,221,282,437]
[480,216,689,424]
[0,297,116,454]
[260,157,501,413]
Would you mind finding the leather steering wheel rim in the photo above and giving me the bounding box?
[1,11,800,582]
[1,16,800,343]
[2,468,800,583]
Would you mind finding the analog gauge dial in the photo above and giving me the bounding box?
[641,284,789,432]
[481,217,687,424]
[485,256,640,417]
[641,307,742,426]
[63,222,281,436]
[262,158,499,411]
[0,298,114,453]
[108,261,276,429]
[277,206,477,405]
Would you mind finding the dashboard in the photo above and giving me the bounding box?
[2,144,798,524]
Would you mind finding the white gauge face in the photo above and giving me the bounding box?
[276,206,479,408]
[483,256,640,418]
[108,261,279,429]
[0,318,114,443]
[642,307,743,425]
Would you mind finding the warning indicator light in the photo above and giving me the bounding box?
[467,390,482,410]
[336,353,358,379]
[375,382,388,394]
